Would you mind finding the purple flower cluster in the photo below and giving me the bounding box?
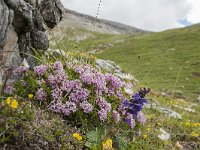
[96,97,111,121]
[98,109,108,121]
[12,58,149,129]
[4,80,14,94]
[34,65,48,76]
[112,110,120,123]
[50,101,77,116]
[36,88,47,101]
[52,88,63,101]
[124,113,136,129]
[105,73,123,97]
[80,101,93,113]
[13,66,29,75]
[62,80,81,92]
[69,88,89,103]
[53,61,64,73]
[48,72,68,88]
[121,88,150,128]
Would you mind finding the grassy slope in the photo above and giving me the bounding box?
[99,25,200,101]
[58,24,200,101]
[34,24,200,149]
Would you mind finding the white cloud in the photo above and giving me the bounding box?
[61,0,199,31]
[187,0,200,23]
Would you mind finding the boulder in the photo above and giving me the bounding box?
[0,0,64,84]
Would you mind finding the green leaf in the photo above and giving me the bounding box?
[86,130,99,143]
[116,137,128,150]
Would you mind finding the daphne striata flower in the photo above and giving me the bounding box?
[80,101,93,113]
[36,88,47,101]
[112,110,120,123]
[62,80,82,92]
[53,61,64,73]
[69,88,89,103]
[4,80,14,94]
[136,111,146,125]
[51,88,63,101]
[97,97,111,112]
[124,113,136,129]
[61,101,77,115]
[49,102,62,113]
[48,72,68,88]
[13,66,29,75]
[98,109,108,121]
[34,65,48,76]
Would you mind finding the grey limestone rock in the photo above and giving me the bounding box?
[0,0,64,84]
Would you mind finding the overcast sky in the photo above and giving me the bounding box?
[61,0,200,31]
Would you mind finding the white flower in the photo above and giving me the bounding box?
[124,87,133,95]
[114,73,139,83]
[158,128,170,140]
[22,58,30,68]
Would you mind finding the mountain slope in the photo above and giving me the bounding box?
[50,8,147,44]
[54,22,200,101]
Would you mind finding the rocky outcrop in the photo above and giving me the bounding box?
[0,0,64,84]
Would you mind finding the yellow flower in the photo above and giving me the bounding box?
[147,115,151,119]
[146,127,151,132]
[28,94,34,99]
[11,100,18,109]
[185,122,190,126]
[6,97,11,105]
[157,122,162,126]
[191,131,199,137]
[170,100,176,105]
[191,123,199,127]
[72,133,82,141]
[143,134,147,139]
[102,138,113,150]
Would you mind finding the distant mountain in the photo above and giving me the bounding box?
[52,8,147,36]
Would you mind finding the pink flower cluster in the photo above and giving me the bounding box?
[11,59,148,129]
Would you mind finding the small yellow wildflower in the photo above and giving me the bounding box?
[147,115,151,119]
[157,122,162,126]
[6,97,11,105]
[102,138,113,150]
[143,134,147,139]
[191,123,199,127]
[28,94,34,99]
[170,100,176,105]
[191,131,199,137]
[11,100,18,109]
[185,122,190,126]
[22,102,26,105]
[147,127,151,132]
[72,133,82,141]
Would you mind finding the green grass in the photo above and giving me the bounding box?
[54,25,200,149]
[58,24,200,101]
